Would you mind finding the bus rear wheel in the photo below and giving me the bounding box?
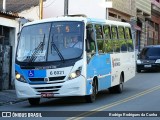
[28,98,40,106]
[109,75,123,93]
[85,80,97,103]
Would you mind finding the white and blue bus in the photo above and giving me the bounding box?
[15,16,136,105]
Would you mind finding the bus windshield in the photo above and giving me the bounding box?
[16,21,84,62]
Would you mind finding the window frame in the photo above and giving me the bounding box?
[118,26,127,52]
[111,26,120,53]
[103,25,113,53]
[125,27,134,52]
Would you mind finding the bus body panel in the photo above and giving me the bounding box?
[110,52,136,87]
[87,54,111,92]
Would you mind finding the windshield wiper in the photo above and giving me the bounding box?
[28,34,45,63]
[51,36,65,63]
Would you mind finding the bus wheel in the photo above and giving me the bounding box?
[115,75,123,93]
[28,98,40,106]
[109,75,123,93]
[85,80,97,103]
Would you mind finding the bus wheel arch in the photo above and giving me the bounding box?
[94,76,98,94]
[118,72,124,93]
[109,72,124,94]
[85,76,98,103]
[121,71,124,83]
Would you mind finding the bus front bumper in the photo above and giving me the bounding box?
[15,76,86,99]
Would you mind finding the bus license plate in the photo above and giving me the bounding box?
[41,93,54,98]
[144,65,151,68]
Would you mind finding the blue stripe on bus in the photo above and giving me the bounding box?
[15,64,30,83]
[86,80,92,95]
[22,70,46,84]
[86,54,112,95]
[15,64,46,78]
[15,64,46,83]
[15,64,23,74]
[22,70,46,78]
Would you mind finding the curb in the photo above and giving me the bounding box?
[0,99,27,106]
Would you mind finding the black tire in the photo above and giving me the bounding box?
[109,75,123,93]
[108,86,115,93]
[114,82,123,93]
[137,69,141,73]
[85,80,97,103]
[28,98,40,106]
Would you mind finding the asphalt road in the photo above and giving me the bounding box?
[0,71,160,120]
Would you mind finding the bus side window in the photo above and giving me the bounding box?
[95,24,103,39]
[95,24,105,53]
[103,25,113,53]
[118,26,127,52]
[86,24,96,53]
[125,27,133,52]
[86,24,96,63]
[111,26,120,53]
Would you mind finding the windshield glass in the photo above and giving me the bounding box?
[140,47,160,59]
[16,21,84,62]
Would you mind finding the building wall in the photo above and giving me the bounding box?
[0,17,19,60]
[43,0,64,18]
[135,0,151,15]
[69,0,106,19]
[151,0,160,45]
[43,0,106,19]
[18,6,40,21]
[149,15,160,45]
[43,0,137,21]
[0,17,19,89]
[107,0,136,22]
[111,0,136,16]
[108,9,131,22]
[135,0,151,51]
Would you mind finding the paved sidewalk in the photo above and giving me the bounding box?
[0,90,26,106]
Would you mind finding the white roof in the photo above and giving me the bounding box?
[24,16,131,27]
[24,16,87,26]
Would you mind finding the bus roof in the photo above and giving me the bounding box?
[24,16,131,27]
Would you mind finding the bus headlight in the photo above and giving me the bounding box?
[68,67,82,80]
[16,74,21,79]
[155,59,160,63]
[137,60,142,64]
[15,71,27,83]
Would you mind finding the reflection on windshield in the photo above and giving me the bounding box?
[50,36,65,63]
[27,34,45,63]
[140,47,160,59]
[16,21,84,62]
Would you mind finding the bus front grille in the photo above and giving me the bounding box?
[33,86,61,93]
[29,76,66,83]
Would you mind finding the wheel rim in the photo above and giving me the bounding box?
[119,75,124,92]
[120,83,123,91]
